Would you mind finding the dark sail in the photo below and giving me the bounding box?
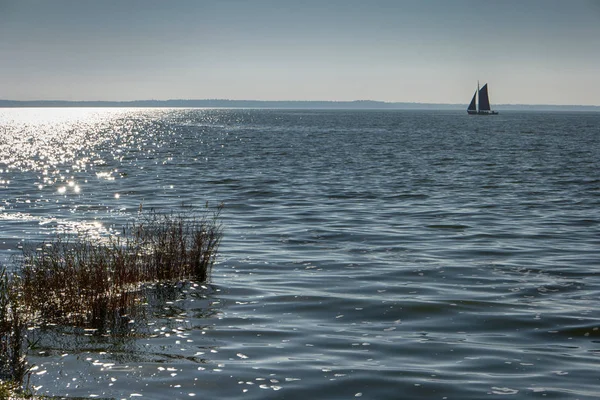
[478,84,491,111]
[467,91,477,112]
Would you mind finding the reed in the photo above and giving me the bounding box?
[0,205,222,394]
[129,207,223,283]
[19,206,222,329]
[0,267,31,396]
[19,236,142,329]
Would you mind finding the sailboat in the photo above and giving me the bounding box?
[467,81,498,115]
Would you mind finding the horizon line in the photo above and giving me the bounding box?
[1,98,599,109]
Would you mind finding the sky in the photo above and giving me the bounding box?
[1,0,599,105]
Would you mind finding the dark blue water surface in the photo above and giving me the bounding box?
[1,108,600,399]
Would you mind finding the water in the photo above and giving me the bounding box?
[1,108,600,399]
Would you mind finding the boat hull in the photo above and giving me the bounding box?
[467,110,498,115]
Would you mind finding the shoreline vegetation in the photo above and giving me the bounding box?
[0,206,223,398]
[1,99,599,111]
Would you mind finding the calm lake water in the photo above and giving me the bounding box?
[1,108,599,399]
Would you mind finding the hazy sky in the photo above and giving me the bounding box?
[1,0,599,105]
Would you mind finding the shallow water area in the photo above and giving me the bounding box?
[1,108,600,399]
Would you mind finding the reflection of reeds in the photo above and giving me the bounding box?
[0,206,223,395]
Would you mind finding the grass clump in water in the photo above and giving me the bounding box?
[128,207,223,283]
[0,268,31,398]
[19,206,222,329]
[0,206,222,394]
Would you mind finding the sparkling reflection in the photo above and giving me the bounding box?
[0,107,177,192]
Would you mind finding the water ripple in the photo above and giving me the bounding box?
[1,109,600,399]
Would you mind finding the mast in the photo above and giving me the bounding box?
[477,81,480,112]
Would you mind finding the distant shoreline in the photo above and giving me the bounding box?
[1,99,599,112]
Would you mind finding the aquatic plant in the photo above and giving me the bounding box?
[0,205,223,394]
[0,268,31,397]
[19,236,143,329]
[19,206,222,329]
[128,207,223,283]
